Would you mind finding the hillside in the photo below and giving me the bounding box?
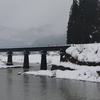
[33,34,66,46]
[0,25,66,47]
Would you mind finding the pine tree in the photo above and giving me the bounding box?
[67,0,100,44]
[67,0,80,44]
[92,0,100,42]
[79,0,99,43]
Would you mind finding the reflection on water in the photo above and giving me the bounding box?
[7,69,13,100]
[0,67,99,100]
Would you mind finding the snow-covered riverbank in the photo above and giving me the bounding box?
[23,44,100,83]
[23,61,100,83]
[0,44,100,83]
[66,44,100,64]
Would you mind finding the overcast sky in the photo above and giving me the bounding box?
[0,0,72,31]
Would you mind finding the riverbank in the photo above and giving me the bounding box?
[23,43,100,83]
[0,44,100,83]
[65,43,100,66]
[23,61,100,83]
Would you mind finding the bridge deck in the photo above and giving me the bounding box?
[0,45,70,52]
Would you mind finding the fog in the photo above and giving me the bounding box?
[0,0,73,46]
[0,0,72,30]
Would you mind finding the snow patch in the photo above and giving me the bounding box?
[66,44,100,63]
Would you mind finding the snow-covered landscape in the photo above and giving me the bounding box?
[0,44,100,83]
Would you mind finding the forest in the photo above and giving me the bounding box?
[67,0,100,44]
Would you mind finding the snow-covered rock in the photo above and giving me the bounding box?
[66,43,100,63]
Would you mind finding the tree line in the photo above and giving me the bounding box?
[67,0,100,44]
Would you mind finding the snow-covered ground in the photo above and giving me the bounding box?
[66,43,100,63]
[24,61,100,83]
[0,44,100,83]
[0,52,60,65]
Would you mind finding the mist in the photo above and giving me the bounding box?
[0,0,72,30]
[0,0,73,46]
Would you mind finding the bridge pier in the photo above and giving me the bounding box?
[40,50,47,70]
[23,51,30,69]
[6,51,13,65]
[60,49,66,62]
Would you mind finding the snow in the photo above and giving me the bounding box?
[24,70,53,77]
[0,53,60,64]
[24,67,100,83]
[66,44,100,62]
[0,44,100,83]
[23,61,100,83]
[23,44,100,83]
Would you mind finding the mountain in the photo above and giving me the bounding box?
[19,27,53,44]
[0,25,21,40]
[32,34,66,46]
[0,25,25,47]
[0,25,66,47]
[0,25,51,47]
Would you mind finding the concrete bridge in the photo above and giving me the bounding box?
[0,44,70,70]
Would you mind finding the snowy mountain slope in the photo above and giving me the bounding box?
[0,25,21,40]
[0,25,61,46]
[0,25,66,47]
[33,34,66,46]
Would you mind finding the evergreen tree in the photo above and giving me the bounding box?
[92,0,100,42]
[67,0,100,44]
[78,0,98,43]
[67,0,80,44]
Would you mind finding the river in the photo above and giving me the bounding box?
[0,64,100,100]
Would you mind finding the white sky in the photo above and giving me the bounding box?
[0,0,72,30]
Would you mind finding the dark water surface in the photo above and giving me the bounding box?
[0,66,100,100]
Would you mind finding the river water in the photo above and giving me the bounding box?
[0,65,100,100]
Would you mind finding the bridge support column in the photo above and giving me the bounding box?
[40,50,47,70]
[23,51,30,69]
[60,49,66,62]
[6,51,13,65]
